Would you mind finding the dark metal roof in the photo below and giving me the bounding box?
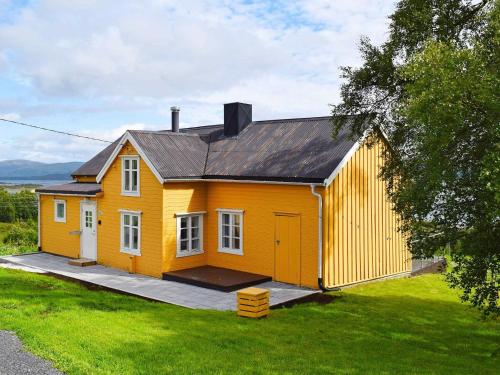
[36,183,102,195]
[72,140,119,177]
[204,116,356,182]
[128,131,209,178]
[71,116,363,183]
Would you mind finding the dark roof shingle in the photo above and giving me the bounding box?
[71,116,363,183]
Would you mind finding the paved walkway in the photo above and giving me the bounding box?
[0,253,317,311]
[0,331,63,375]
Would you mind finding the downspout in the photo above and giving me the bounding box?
[36,193,41,251]
[310,184,340,292]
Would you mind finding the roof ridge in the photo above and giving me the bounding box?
[253,115,332,124]
[129,130,203,138]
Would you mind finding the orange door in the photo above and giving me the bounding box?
[274,214,301,285]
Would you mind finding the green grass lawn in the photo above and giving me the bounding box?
[0,269,498,375]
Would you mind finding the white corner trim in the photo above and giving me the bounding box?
[96,133,126,183]
[310,184,323,280]
[323,128,378,187]
[174,211,207,217]
[96,132,164,185]
[215,208,244,213]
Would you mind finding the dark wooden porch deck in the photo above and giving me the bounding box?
[162,266,272,292]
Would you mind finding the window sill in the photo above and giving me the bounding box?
[176,250,204,258]
[217,248,243,256]
[54,218,66,223]
[120,248,141,256]
[121,191,140,197]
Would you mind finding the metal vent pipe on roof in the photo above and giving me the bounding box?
[171,106,180,132]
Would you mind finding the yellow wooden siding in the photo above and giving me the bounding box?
[323,138,411,287]
[162,182,207,272]
[97,141,163,277]
[204,183,319,288]
[39,195,95,258]
[74,176,96,183]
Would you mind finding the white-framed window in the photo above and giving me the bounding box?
[120,210,141,255]
[217,209,243,255]
[121,156,140,196]
[176,213,204,257]
[54,200,66,223]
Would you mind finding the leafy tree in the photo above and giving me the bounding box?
[12,190,38,221]
[332,0,499,315]
[0,188,15,223]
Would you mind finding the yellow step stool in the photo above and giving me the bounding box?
[237,287,270,318]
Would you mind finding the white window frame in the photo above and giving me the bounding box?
[121,156,140,197]
[119,210,141,256]
[217,209,244,255]
[176,213,204,257]
[54,199,66,223]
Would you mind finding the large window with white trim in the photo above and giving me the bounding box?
[176,213,204,257]
[217,209,243,255]
[121,156,140,196]
[120,211,141,255]
[54,200,66,223]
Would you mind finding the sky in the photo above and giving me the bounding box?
[0,0,396,163]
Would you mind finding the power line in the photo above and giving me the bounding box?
[1,118,113,144]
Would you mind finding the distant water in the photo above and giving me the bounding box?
[0,179,73,186]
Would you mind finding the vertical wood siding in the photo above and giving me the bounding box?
[323,138,411,287]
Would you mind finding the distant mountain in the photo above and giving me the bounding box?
[0,160,84,180]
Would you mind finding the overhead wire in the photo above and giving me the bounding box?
[0,118,113,144]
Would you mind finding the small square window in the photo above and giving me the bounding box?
[54,200,66,223]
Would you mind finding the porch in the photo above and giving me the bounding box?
[0,252,318,311]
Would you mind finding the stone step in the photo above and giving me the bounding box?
[68,258,97,267]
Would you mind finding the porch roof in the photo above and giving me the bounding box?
[35,182,102,196]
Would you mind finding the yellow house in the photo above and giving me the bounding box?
[36,103,411,290]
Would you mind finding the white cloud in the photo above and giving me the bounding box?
[0,1,394,99]
[0,112,20,121]
[0,122,164,163]
[0,0,396,161]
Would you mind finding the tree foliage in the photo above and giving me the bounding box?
[332,0,499,315]
[0,188,37,223]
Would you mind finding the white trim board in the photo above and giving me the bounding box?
[96,132,164,184]
[323,127,388,187]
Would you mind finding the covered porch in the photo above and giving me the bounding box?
[0,252,318,311]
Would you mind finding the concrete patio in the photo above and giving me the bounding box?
[0,252,318,311]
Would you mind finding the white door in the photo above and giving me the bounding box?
[80,201,97,260]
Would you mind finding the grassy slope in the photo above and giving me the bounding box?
[0,269,498,375]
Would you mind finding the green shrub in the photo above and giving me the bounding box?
[3,222,37,247]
